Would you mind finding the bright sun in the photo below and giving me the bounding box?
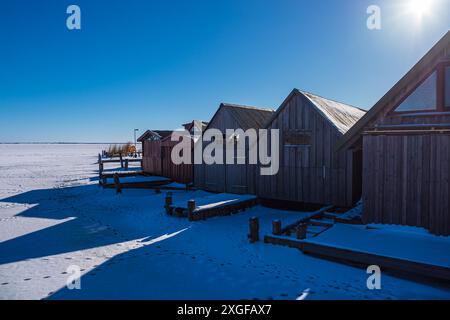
[408,0,433,19]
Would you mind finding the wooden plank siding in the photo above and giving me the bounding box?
[362,133,450,235]
[160,139,193,184]
[258,92,364,207]
[194,104,274,195]
[142,140,163,175]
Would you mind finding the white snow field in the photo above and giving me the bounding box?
[0,144,449,300]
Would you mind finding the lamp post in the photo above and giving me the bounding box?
[134,129,139,153]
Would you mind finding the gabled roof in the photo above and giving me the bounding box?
[265,89,366,135]
[205,103,275,131]
[182,120,209,132]
[302,91,366,134]
[137,130,172,142]
[336,30,450,150]
[161,120,208,143]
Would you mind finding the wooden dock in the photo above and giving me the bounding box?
[264,234,450,282]
[166,193,258,221]
[102,174,172,189]
[263,218,450,282]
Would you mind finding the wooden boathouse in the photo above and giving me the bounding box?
[138,130,172,176]
[337,31,450,235]
[194,103,274,194]
[258,89,366,207]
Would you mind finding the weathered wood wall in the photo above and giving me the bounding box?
[362,133,450,236]
[194,108,258,194]
[142,140,162,175]
[258,94,356,207]
[161,139,193,184]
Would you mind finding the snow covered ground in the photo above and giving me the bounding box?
[0,144,449,300]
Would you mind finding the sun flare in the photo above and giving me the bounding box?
[408,0,433,19]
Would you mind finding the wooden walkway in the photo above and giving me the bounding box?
[102,174,172,189]
[166,193,258,221]
[264,235,450,282]
[263,210,450,282]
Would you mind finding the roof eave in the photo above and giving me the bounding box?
[336,30,450,151]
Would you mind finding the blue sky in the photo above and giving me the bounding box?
[0,0,449,142]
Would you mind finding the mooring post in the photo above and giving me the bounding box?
[249,217,259,243]
[296,223,307,240]
[98,162,104,185]
[124,158,129,170]
[272,220,282,235]
[113,173,122,194]
[98,153,102,164]
[99,160,104,176]
[187,199,196,221]
[165,192,173,215]
[119,153,123,168]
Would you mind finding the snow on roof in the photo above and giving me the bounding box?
[301,91,366,135]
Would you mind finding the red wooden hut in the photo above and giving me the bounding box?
[160,120,207,184]
[138,130,172,176]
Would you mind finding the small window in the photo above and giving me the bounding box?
[395,71,437,112]
[445,66,450,108]
[284,131,311,146]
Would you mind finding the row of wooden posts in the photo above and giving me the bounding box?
[98,153,142,171]
[248,217,308,243]
[164,192,196,220]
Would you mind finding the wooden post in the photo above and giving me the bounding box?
[272,220,282,235]
[124,159,129,169]
[99,161,104,176]
[296,223,307,240]
[119,153,123,168]
[248,217,259,243]
[187,199,196,221]
[98,157,104,185]
[113,173,122,194]
[165,192,173,215]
